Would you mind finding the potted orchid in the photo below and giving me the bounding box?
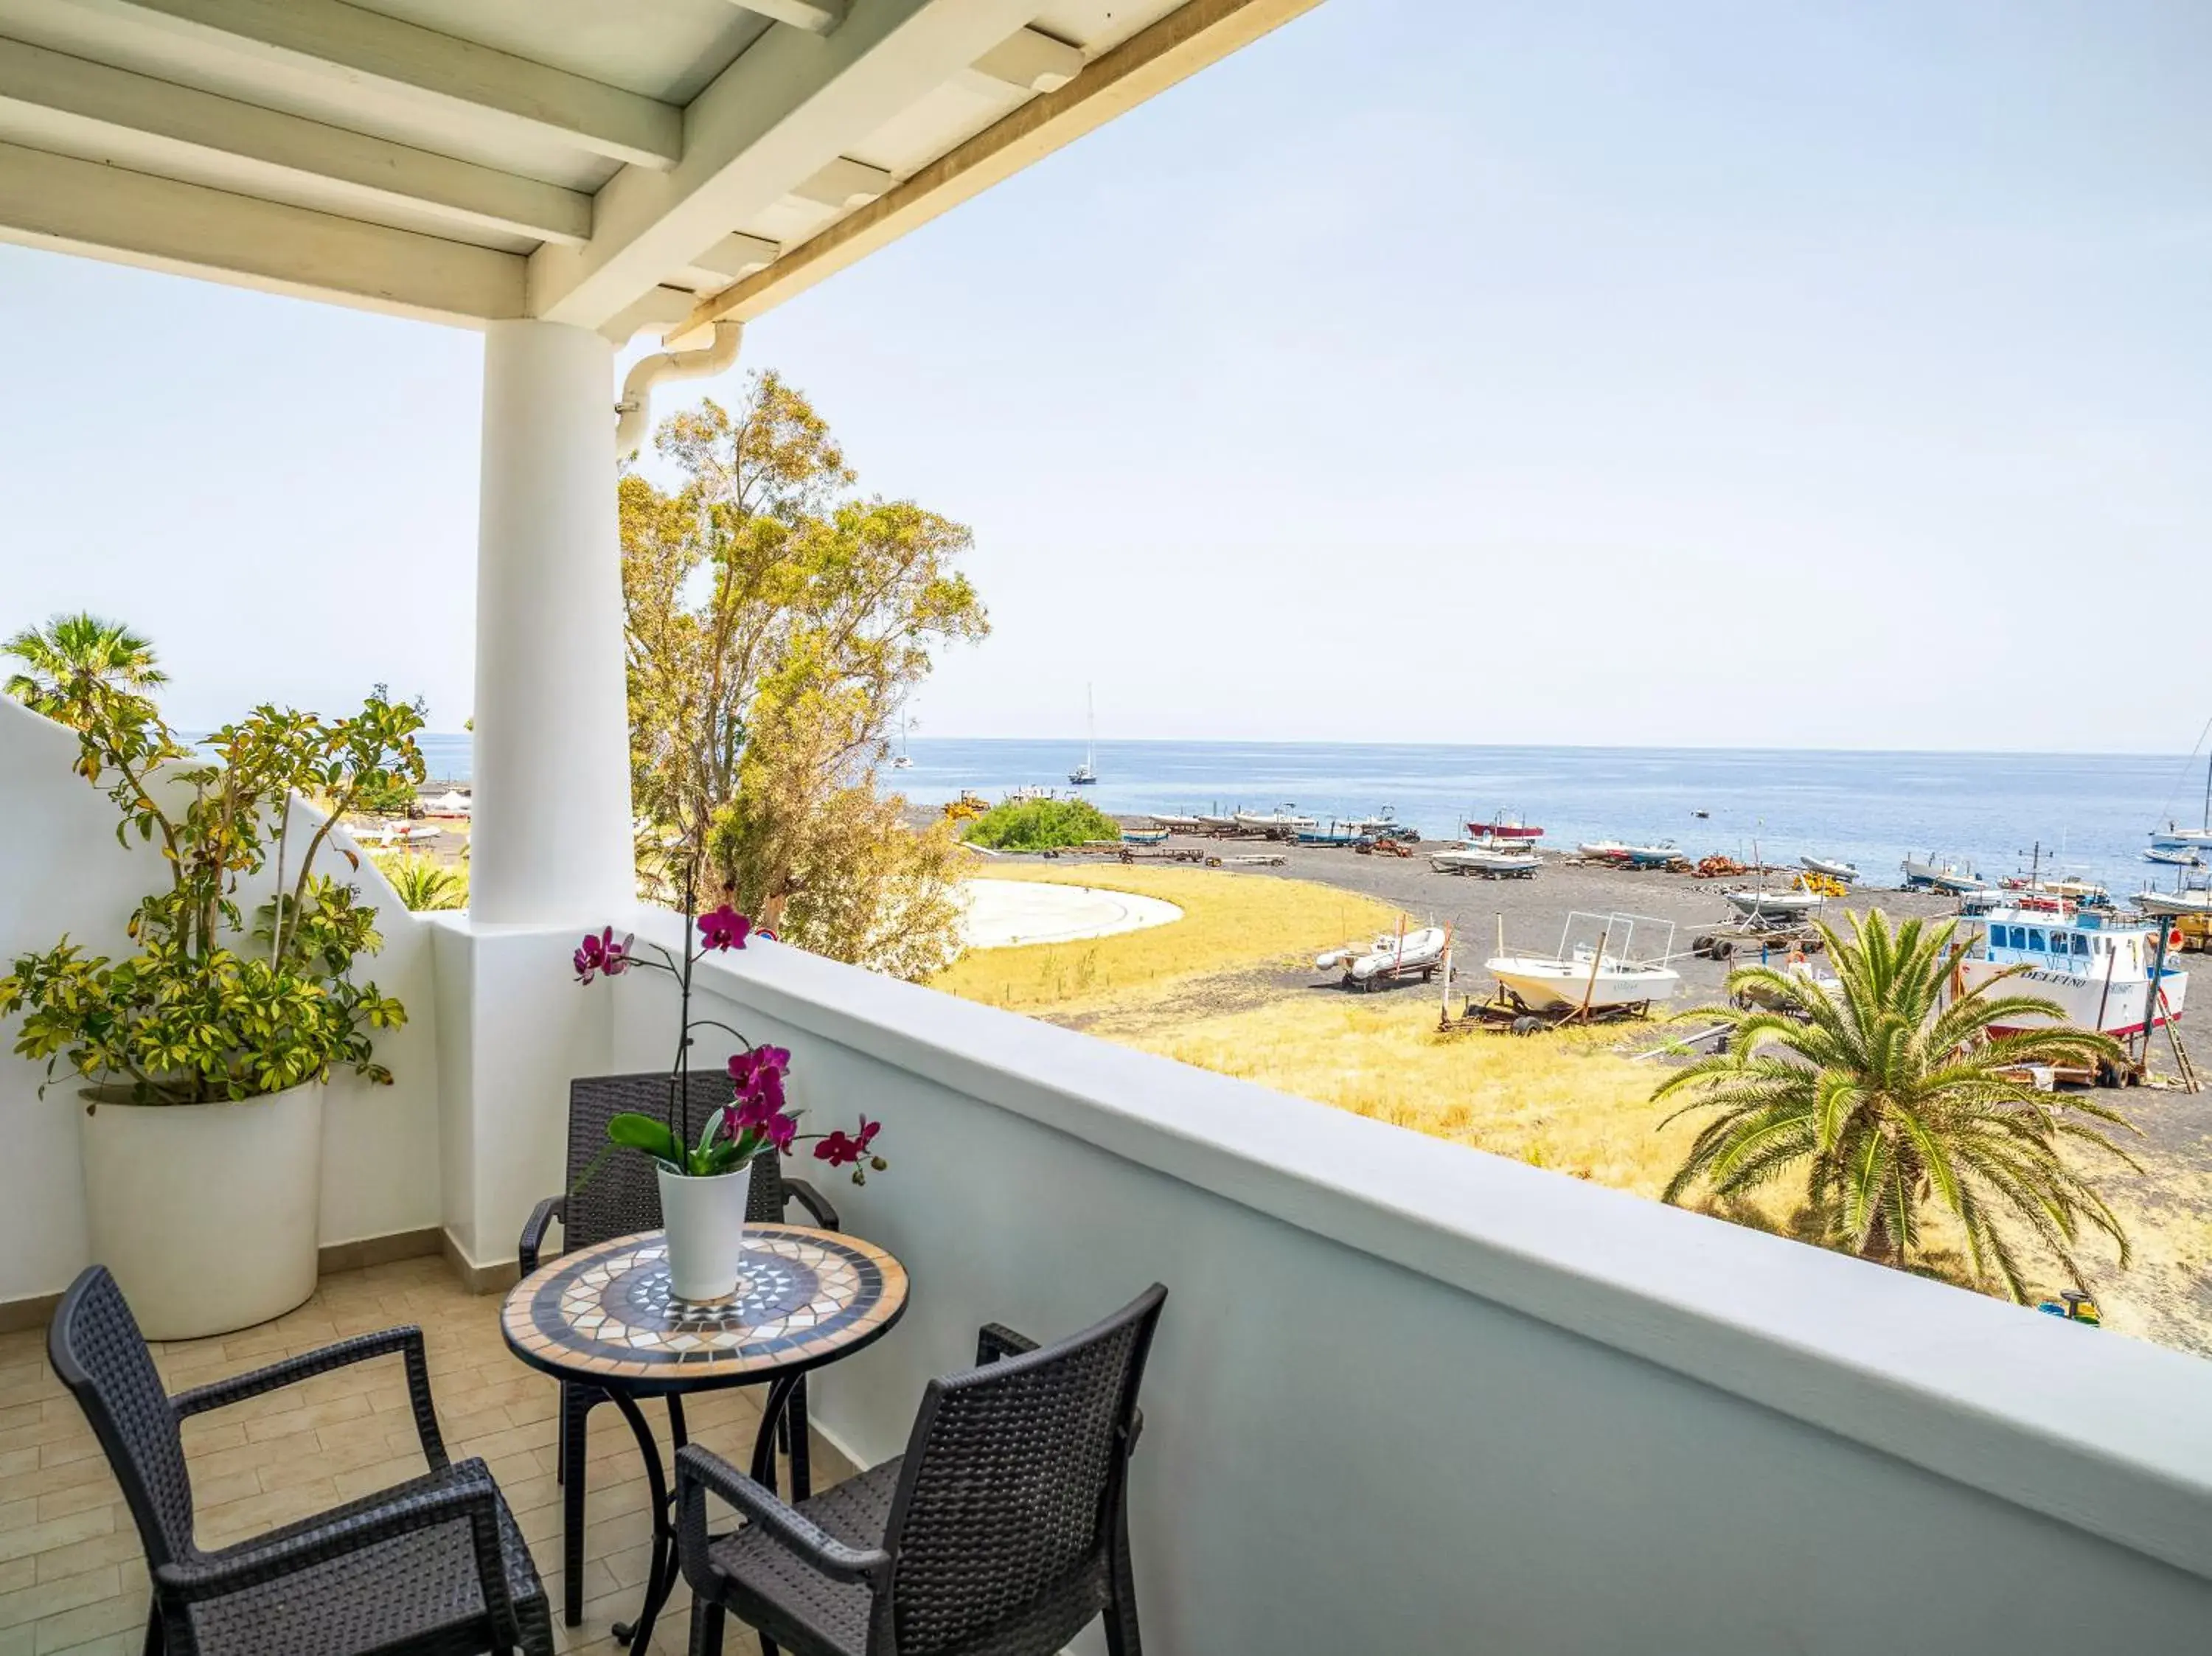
[573,896,884,1303]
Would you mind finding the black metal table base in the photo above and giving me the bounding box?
[607,1375,804,1651]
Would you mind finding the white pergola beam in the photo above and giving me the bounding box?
[526,0,1034,329]
[46,0,682,170]
[679,0,1324,335]
[970,27,1085,94]
[790,156,891,209]
[684,232,781,285]
[0,38,591,246]
[0,138,524,322]
[728,0,845,34]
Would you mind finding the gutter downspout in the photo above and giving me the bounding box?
[614,321,743,456]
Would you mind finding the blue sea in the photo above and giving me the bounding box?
[416,734,2212,896]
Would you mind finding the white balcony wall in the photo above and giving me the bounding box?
[0,699,443,1300]
[594,911,2212,1656]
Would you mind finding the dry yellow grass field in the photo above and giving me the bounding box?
[935,859,2178,1347]
[932,860,1401,1016]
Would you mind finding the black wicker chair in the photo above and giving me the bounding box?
[48,1265,552,1656]
[676,1283,1167,1656]
[517,1069,843,1627]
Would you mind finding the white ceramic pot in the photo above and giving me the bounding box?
[658,1163,752,1304]
[78,1082,324,1340]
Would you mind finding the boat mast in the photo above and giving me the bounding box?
[1087,683,1096,772]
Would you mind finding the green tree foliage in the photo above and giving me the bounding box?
[1656,910,2136,1300]
[622,372,987,978]
[0,620,420,1104]
[962,798,1123,852]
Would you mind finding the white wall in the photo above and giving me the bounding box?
[0,698,442,1299]
[633,913,2212,1656]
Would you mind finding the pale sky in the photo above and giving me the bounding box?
[1,1,2206,751]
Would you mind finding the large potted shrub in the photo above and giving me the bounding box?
[0,616,422,1337]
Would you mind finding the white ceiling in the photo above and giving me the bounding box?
[0,0,1318,337]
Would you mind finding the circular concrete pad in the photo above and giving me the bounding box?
[959,878,1183,950]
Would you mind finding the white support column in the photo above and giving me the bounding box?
[470,320,633,925]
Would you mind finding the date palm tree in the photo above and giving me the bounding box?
[4,612,167,726]
[1656,909,2137,1301]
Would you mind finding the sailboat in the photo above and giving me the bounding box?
[2150,746,2212,850]
[891,710,913,770]
[1068,685,1099,786]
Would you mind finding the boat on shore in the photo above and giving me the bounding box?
[2134,886,2212,919]
[1195,813,1238,831]
[1576,839,1632,862]
[1722,886,1824,923]
[1317,925,1448,988]
[1352,807,1419,841]
[1958,905,2188,1040]
[1234,806,1318,838]
[1486,912,1680,1012]
[1619,841,1686,869]
[1149,813,1203,832]
[1902,853,1986,895]
[1801,854,1859,883]
[1467,812,1543,842]
[1431,844,1540,878]
[1120,827,1169,846]
[1296,822,1366,847]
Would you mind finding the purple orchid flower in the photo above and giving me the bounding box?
[573,927,633,985]
[698,904,751,952]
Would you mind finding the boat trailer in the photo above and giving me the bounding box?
[1450,989,1661,1033]
[1690,922,1826,961]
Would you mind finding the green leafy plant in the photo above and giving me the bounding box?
[1656,910,2137,1300]
[0,616,422,1105]
[378,855,467,913]
[961,796,1121,852]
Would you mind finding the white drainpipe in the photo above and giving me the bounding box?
[614,320,744,456]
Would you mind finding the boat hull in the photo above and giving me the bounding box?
[1432,849,1540,876]
[1486,957,1680,1012]
[1958,957,2188,1037]
[1722,890,1823,922]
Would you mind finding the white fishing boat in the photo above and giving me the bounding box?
[1722,886,1824,922]
[1150,813,1203,832]
[1430,844,1540,877]
[1901,853,1986,896]
[1577,839,1632,862]
[428,788,471,817]
[2145,845,2202,869]
[1486,913,1680,1012]
[1958,906,2188,1039]
[1800,854,1859,883]
[1316,925,1449,988]
[1005,785,1055,803]
[1619,841,1686,869]
[1195,813,1239,831]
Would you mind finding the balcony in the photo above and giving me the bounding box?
[3,1,2211,1649]
[9,697,2212,1649]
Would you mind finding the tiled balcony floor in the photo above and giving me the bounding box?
[0,1254,835,1655]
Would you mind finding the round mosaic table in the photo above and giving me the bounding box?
[501,1224,909,1649]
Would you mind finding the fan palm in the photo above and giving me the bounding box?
[1656,909,2138,1301]
[4,612,167,726]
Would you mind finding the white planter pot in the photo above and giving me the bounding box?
[657,1163,751,1304]
[78,1082,324,1340]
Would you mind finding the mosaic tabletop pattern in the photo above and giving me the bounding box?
[501,1223,908,1386]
